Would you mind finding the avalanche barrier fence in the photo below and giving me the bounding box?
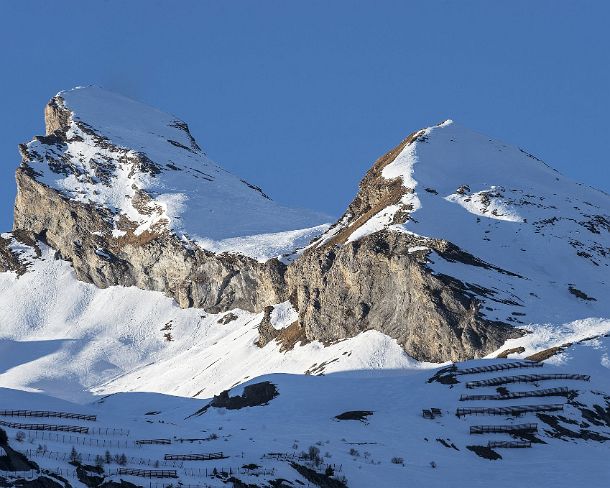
[488,440,532,448]
[465,374,590,389]
[0,419,88,433]
[164,453,225,461]
[116,468,178,478]
[460,387,573,401]
[455,362,542,376]
[470,423,538,434]
[0,410,96,421]
[456,404,564,417]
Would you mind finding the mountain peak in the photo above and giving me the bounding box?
[309,117,609,331]
[21,86,329,262]
[47,86,203,154]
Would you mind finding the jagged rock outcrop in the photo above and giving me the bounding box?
[287,230,520,362]
[0,231,40,275]
[10,87,609,362]
[14,170,287,311]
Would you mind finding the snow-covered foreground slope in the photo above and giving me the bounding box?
[24,86,328,261]
[1,351,609,488]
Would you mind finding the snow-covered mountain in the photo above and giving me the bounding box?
[28,86,328,261]
[1,87,609,487]
[315,119,609,326]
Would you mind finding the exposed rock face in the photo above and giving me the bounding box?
[288,230,520,362]
[16,172,289,311]
[254,305,280,347]
[14,170,287,312]
[209,381,279,409]
[0,231,40,275]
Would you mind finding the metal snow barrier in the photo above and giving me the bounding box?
[0,410,96,421]
[470,423,538,434]
[465,374,590,389]
[455,361,542,376]
[135,439,172,445]
[488,440,531,448]
[164,452,225,461]
[487,441,532,449]
[422,408,442,419]
[117,468,178,478]
[460,387,573,401]
[456,404,564,418]
[0,419,89,433]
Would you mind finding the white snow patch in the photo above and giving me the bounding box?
[269,301,299,330]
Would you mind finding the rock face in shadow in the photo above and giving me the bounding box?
[9,91,525,362]
[210,381,279,409]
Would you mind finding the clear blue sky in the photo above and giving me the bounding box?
[1,1,609,231]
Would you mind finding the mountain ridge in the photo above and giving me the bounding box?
[5,86,610,364]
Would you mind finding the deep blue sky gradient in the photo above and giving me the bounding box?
[1,0,609,230]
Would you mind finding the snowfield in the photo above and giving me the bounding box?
[1,354,609,487]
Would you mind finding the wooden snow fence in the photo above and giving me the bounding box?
[0,410,96,421]
[488,440,531,448]
[460,387,573,401]
[117,468,178,478]
[0,419,88,433]
[135,439,172,445]
[465,374,590,389]
[470,423,538,434]
[456,404,563,418]
[455,361,542,376]
[164,452,225,461]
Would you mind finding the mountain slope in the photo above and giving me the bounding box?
[289,120,610,359]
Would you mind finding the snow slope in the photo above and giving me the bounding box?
[1,352,609,488]
[24,86,329,261]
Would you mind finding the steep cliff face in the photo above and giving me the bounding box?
[10,87,610,362]
[287,231,520,362]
